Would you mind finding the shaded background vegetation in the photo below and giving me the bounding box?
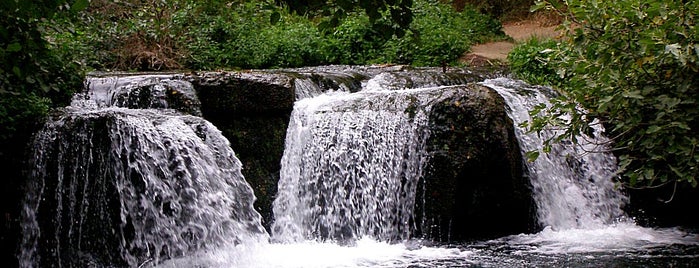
[52,0,507,71]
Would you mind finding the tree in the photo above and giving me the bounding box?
[279,0,414,36]
[528,0,699,189]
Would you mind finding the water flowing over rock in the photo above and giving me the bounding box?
[19,76,266,267]
[288,65,484,99]
[272,88,447,243]
[13,67,698,268]
[81,74,202,116]
[190,66,491,233]
[482,78,628,230]
[272,80,532,243]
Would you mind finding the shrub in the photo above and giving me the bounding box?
[340,0,506,66]
[507,37,563,86]
[48,0,505,70]
[525,0,699,188]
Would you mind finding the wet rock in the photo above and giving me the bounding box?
[417,84,536,242]
[82,74,202,116]
[188,71,295,229]
[628,185,699,229]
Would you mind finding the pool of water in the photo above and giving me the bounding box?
[158,224,699,268]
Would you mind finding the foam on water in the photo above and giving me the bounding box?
[158,239,473,268]
[502,223,699,254]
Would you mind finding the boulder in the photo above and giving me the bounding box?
[188,71,295,229]
[418,84,536,242]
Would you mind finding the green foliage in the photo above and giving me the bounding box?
[281,0,414,37]
[1,0,85,149]
[48,0,505,70]
[521,0,699,188]
[508,37,563,86]
[323,1,505,66]
[461,0,535,20]
[182,2,327,69]
[376,1,505,66]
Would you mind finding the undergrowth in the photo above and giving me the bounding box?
[49,0,506,71]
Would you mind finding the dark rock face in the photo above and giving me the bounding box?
[628,185,699,229]
[418,84,535,242]
[188,71,295,229]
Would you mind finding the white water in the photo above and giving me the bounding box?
[20,77,265,267]
[482,77,698,255]
[482,78,627,230]
[272,87,458,243]
[159,238,473,268]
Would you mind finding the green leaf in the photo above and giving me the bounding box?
[71,0,89,12]
[6,43,21,52]
[526,150,540,162]
[530,1,548,12]
[646,125,661,134]
[622,90,643,99]
[12,66,21,77]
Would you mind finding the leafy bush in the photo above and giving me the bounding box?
[507,37,563,86]
[327,1,505,66]
[460,0,535,20]
[48,0,505,70]
[1,0,85,146]
[401,1,504,66]
[522,0,699,188]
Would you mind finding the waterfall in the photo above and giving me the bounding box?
[482,78,627,230]
[20,76,266,267]
[272,87,459,243]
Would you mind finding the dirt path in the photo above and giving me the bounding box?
[461,20,560,65]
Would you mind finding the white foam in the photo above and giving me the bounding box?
[503,223,699,254]
[158,239,473,268]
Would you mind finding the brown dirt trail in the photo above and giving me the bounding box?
[461,20,561,65]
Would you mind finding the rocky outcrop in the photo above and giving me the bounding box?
[187,71,295,228]
[417,84,535,242]
[186,68,534,240]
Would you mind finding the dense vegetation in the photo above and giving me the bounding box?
[508,0,699,190]
[53,0,504,71]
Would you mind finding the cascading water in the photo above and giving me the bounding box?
[272,88,459,243]
[19,76,266,267]
[482,78,627,230]
[480,78,698,257]
[17,68,698,268]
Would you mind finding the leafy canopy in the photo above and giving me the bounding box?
[520,0,699,189]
